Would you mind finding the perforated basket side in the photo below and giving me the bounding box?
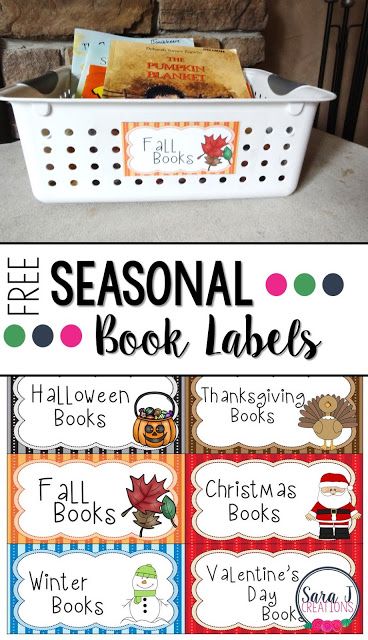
[11,97,318,203]
[2,66,336,203]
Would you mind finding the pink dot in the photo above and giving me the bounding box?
[60,324,82,347]
[266,273,287,296]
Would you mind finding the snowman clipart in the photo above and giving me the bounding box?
[120,564,173,627]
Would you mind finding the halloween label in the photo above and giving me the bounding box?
[13,376,179,450]
[192,459,361,541]
[14,550,177,631]
[190,376,360,452]
[12,458,184,542]
[192,550,355,631]
[122,122,239,176]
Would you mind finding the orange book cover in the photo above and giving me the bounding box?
[82,64,106,99]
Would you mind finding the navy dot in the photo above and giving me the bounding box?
[323,273,344,296]
[32,324,54,347]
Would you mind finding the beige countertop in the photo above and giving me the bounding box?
[0,128,367,242]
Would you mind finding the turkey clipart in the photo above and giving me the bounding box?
[298,394,357,450]
[120,564,173,627]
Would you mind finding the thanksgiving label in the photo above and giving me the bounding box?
[12,376,179,451]
[192,550,355,631]
[189,376,361,453]
[10,457,184,543]
[13,550,178,631]
[191,459,360,541]
[122,122,239,176]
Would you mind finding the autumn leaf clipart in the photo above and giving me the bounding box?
[122,474,177,537]
[198,134,233,170]
[126,474,167,513]
[133,510,161,530]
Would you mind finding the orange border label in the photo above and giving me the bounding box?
[122,121,239,176]
[9,453,185,545]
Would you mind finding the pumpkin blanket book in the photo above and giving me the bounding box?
[102,41,253,99]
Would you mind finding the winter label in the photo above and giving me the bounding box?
[192,550,356,631]
[14,550,177,631]
[191,459,361,541]
[122,122,239,176]
[190,376,359,451]
[13,376,179,450]
[12,458,183,542]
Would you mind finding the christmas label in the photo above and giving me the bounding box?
[122,122,239,176]
[191,458,361,541]
[10,456,184,543]
[188,376,361,453]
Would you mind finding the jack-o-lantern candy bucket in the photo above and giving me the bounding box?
[133,392,177,449]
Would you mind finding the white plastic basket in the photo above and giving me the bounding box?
[0,66,335,203]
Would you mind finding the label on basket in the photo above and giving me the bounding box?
[122,122,239,176]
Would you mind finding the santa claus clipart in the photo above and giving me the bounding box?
[305,472,361,539]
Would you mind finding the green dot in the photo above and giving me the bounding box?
[4,324,26,347]
[294,273,316,296]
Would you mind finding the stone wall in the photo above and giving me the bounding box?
[0,0,267,86]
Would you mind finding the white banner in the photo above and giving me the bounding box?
[0,243,366,373]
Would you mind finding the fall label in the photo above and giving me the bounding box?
[122,122,239,176]
[11,457,184,543]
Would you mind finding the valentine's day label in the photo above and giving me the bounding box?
[188,376,362,453]
[12,548,180,632]
[10,456,184,543]
[191,550,357,631]
[191,458,361,541]
[122,122,239,176]
[11,375,181,452]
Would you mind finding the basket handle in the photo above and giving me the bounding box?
[268,73,336,102]
[268,74,303,95]
[134,391,176,418]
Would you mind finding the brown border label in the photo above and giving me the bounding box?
[187,376,362,453]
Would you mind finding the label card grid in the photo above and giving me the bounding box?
[7,375,363,634]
